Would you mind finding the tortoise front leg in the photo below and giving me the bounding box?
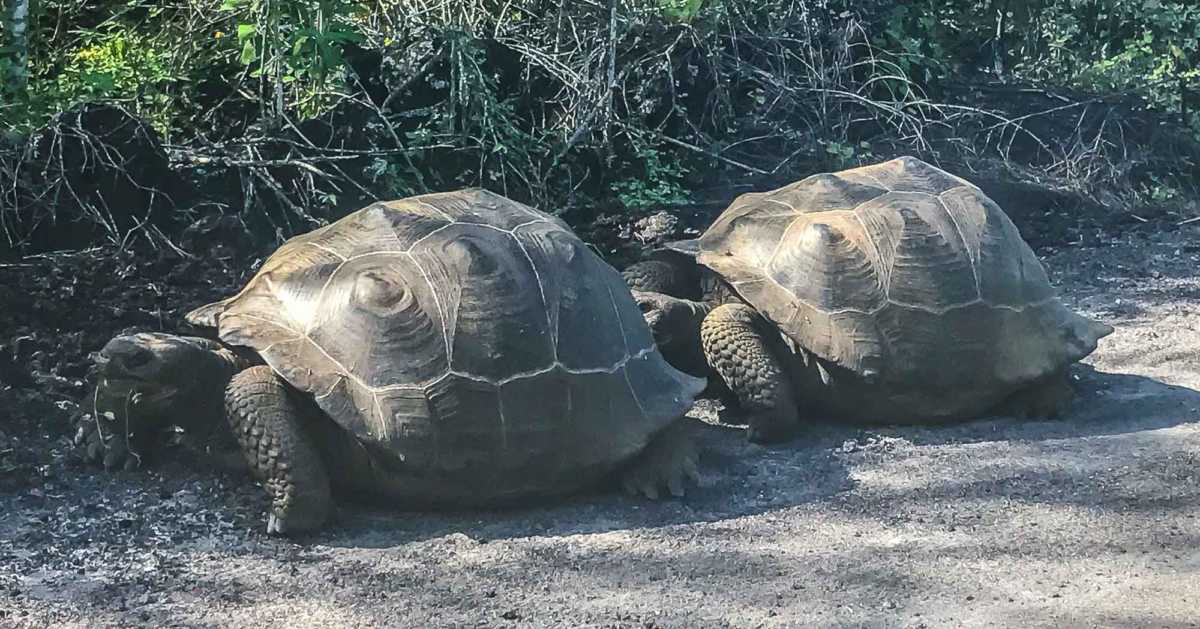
[225,365,333,535]
[700,304,800,443]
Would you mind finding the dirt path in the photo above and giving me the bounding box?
[2,225,1199,628]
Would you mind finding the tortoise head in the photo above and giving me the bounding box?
[93,332,241,430]
[1058,312,1116,363]
[631,290,711,377]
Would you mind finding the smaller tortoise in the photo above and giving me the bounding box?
[82,189,705,534]
[625,157,1113,442]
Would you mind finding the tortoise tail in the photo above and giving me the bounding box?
[1063,311,1115,362]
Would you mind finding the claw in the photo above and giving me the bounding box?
[618,421,699,500]
[816,361,832,387]
[266,512,286,536]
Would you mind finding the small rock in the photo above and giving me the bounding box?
[631,212,680,244]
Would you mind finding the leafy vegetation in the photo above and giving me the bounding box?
[1,0,1198,252]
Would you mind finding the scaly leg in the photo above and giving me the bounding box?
[622,256,700,300]
[225,366,333,535]
[701,303,799,443]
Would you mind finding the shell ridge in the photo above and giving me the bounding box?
[604,279,634,361]
[306,241,348,261]
[936,189,983,299]
[511,233,554,357]
[764,214,807,278]
[404,250,454,373]
[441,345,656,387]
[497,392,508,453]
[849,207,888,292]
[301,251,392,336]
[225,311,428,427]
[602,275,649,421]
[414,199,456,222]
[860,172,892,191]
[622,364,647,422]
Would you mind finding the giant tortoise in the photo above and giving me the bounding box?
[624,157,1113,442]
[82,189,705,534]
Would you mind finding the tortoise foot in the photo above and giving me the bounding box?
[746,410,801,444]
[75,413,159,471]
[620,420,700,500]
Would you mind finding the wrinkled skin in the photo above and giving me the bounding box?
[631,290,712,377]
[76,333,245,470]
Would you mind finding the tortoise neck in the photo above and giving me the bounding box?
[173,346,252,441]
[214,346,260,373]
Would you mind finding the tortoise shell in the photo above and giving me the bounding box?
[691,157,1107,403]
[188,189,703,497]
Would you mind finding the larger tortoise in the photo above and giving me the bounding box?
[625,157,1113,442]
[83,189,705,534]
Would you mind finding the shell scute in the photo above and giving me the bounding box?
[406,222,555,382]
[766,214,886,314]
[859,191,980,310]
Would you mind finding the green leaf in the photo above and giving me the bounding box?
[240,40,256,65]
[237,24,257,41]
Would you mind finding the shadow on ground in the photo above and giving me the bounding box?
[320,418,857,548]
[314,362,1199,549]
[861,365,1200,447]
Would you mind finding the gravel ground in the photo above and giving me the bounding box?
[1,218,1199,628]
